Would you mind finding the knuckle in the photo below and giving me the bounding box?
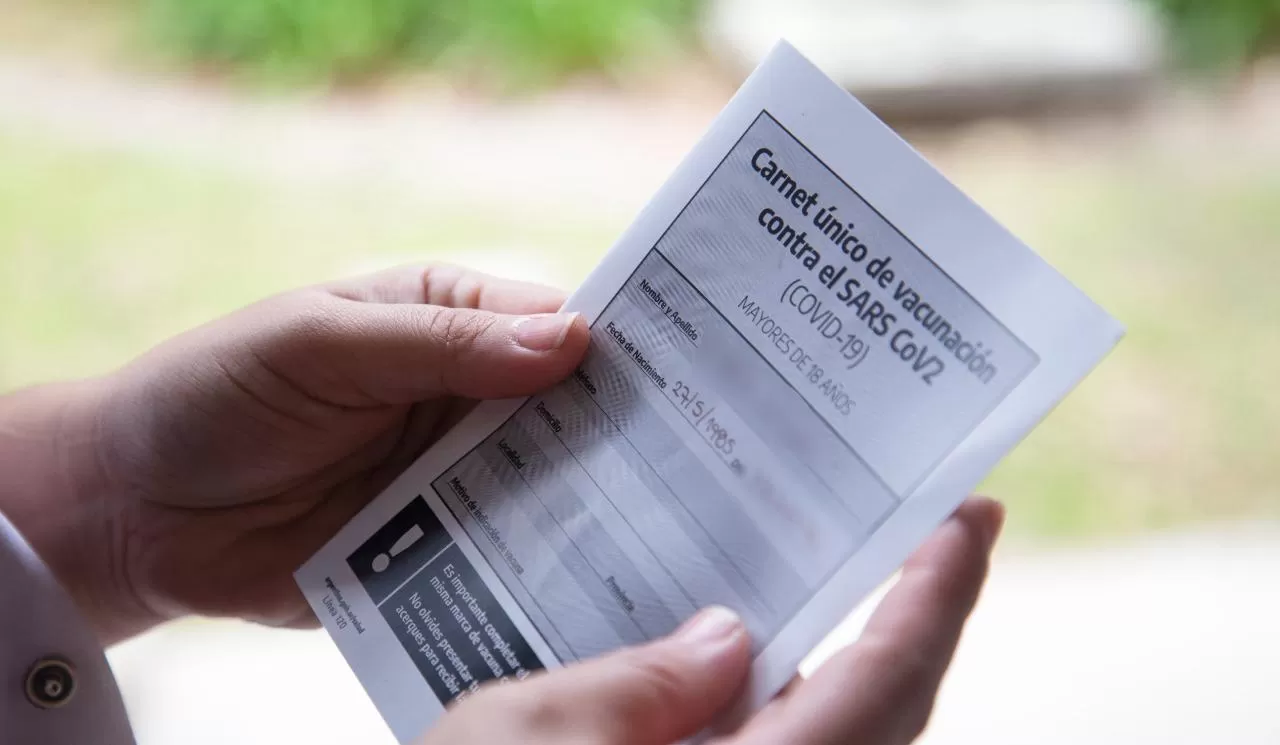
[421,262,481,309]
[287,300,349,342]
[419,262,455,306]
[427,308,494,353]
[897,646,937,693]
[254,292,351,355]
[614,653,691,721]
[871,636,936,692]
[854,638,941,741]
[493,686,575,735]
[451,271,487,310]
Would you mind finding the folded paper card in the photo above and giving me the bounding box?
[296,40,1124,743]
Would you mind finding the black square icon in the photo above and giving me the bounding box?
[346,496,452,606]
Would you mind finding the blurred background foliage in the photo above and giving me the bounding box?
[125,0,1280,84]
[138,0,700,86]
[1151,0,1280,68]
[7,0,1276,85]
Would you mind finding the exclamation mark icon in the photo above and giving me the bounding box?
[372,524,425,573]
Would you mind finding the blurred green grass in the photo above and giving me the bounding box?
[1,124,1277,540]
[0,127,613,388]
[971,151,1280,537]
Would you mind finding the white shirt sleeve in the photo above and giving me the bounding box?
[0,510,134,745]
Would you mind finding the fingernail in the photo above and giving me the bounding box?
[677,606,743,645]
[515,313,578,351]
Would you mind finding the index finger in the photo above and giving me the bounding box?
[323,262,568,315]
[738,497,1003,745]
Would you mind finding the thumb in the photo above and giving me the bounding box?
[319,301,591,403]
[513,606,752,744]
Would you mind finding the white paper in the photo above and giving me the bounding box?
[295,41,1123,743]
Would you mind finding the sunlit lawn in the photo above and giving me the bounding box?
[2,123,1276,540]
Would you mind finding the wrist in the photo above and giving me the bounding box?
[0,377,159,644]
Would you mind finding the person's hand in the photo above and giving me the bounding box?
[418,497,1003,745]
[23,264,589,641]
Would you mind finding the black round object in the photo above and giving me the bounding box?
[25,657,76,709]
